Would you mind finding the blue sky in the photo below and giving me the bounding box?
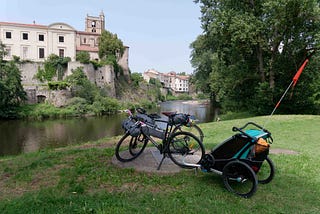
[1,0,202,74]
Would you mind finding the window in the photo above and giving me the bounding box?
[59,36,64,43]
[59,49,64,57]
[5,32,12,39]
[92,28,96,33]
[83,38,86,44]
[39,34,44,41]
[91,21,96,27]
[39,48,45,59]
[22,47,28,59]
[22,33,28,40]
[5,47,11,57]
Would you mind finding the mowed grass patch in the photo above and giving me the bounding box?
[0,115,319,213]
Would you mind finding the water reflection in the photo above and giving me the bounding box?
[0,100,216,156]
[160,100,216,123]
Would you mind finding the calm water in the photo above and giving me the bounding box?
[0,100,217,156]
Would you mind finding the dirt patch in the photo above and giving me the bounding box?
[112,147,184,174]
[270,148,299,155]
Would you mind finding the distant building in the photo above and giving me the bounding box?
[143,69,190,92]
[0,12,129,71]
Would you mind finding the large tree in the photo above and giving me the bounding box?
[191,0,320,114]
[98,30,125,60]
[98,30,125,77]
[0,42,27,118]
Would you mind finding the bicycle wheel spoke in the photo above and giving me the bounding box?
[115,133,147,162]
[168,131,205,168]
[222,161,257,198]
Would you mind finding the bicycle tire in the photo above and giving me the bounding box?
[222,160,258,198]
[172,124,204,142]
[115,132,148,162]
[167,131,205,169]
[257,156,275,184]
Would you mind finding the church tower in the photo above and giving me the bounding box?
[85,11,105,34]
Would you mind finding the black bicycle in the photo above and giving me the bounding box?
[135,107,205,142]
[115,109,205,169]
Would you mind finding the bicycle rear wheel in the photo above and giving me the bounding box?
[256,156,275,184]
[167,131,205,168]
[115,133,148,162]
[172,124,204,142]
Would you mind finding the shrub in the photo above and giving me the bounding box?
[76,51,90,64]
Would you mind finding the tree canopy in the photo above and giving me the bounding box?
[191,0,320,114]
[98,30,125,61]
[0,42,27,118]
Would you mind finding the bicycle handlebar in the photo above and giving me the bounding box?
[232,122,271,141]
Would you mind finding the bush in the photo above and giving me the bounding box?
[76,51,90,64]
[92,96,120,115]
[67,97,90,115]
[48,81,69,90]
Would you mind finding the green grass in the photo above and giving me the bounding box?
[0,115,319,213]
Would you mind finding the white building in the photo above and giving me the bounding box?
[0,12,129,73]
[143,70,189,93]
[0,21,76,61]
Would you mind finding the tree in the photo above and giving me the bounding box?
[65,67,98,103]
[98,30,125,60]
[0,42,27,118]
[191,0,320,114]
[98,30,125,77]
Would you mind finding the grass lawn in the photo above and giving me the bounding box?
[0,115,319,213]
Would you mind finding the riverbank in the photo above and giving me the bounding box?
[1,115,319,213]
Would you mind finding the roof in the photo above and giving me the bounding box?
[0,21,48,29]
[177,75,190,80]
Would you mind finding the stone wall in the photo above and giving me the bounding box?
[20,62,116,106]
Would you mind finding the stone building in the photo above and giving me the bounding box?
[0,12,127,105]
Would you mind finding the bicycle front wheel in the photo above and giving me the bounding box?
[115,133,148,162]
[167,131,205,168]
[172,124,204,142]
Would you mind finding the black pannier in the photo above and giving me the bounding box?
[136,113,155,125]
[141,125,165,139]
[171,113,189,125]
[122,119,141,137]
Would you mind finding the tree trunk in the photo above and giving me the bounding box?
[256,44,265,82]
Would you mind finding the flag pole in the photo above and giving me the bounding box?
[263,57,311,128]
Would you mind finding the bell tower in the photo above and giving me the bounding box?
[85,11,105,34]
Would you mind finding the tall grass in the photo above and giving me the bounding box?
[0,115,319,213]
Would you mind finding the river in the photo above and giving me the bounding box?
[0,100,217,156]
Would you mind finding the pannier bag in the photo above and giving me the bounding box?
[171,113,189,125]
[122,119,141,137]
[142,125,165,139]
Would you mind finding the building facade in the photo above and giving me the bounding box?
[0,12,129,70]
[143,69,190,93]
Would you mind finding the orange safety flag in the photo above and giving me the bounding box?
[292,58,309,87]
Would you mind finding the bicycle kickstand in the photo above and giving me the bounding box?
[157,154,167,170]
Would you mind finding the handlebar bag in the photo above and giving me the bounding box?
[122,119,141,137]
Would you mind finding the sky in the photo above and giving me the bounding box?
[1,0,203,74]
